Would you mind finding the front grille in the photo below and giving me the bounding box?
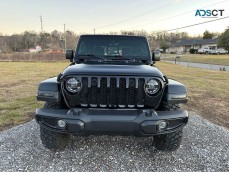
[62,76,164,109]
[80,76,146,108]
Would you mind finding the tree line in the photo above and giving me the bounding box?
[0,28,228,53]
[0,30,79,52]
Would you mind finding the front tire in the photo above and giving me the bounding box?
[153,104,183,151]
[39,102,70,151]
[153,130,183,151]
[40,126,70,151]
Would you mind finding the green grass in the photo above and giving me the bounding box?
[162,54,229,66]
[0,62,69,130]
[156,61,229,127]
[0,96,42,129]
[0,61,228,130]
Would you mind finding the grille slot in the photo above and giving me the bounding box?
[109,78,117,107]
[99,77,107,107]
[136,78,145,107]
[81,77,88,106]
[127,78,136,107]
[118,78,126,107]
[89,77,98,107]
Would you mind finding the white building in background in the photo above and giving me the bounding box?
[36,45,42,52]
[29,45,42,53]
[167,38,218,53]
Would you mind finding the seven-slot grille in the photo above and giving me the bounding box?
[79,76,147,108]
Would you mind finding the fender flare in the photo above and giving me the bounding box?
[163,79,188,104]
[37,77,60,102]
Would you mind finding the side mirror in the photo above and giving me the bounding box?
[65,49,74,62]
[152,51,161,61]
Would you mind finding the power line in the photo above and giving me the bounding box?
[96,0,228,31]
[95,1,177,30]
[127,0,228,30]
[150,16,229,34]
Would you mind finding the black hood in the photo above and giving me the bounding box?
[62,64,164,78]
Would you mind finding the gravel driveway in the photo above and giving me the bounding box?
[0,114,228,172]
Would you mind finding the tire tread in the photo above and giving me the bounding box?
[153,103,183,151]
[40,102,70,151]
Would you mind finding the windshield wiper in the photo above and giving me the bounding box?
[76,54,106,60]
[105,55,134,61]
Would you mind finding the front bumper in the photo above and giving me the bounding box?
[35,108,188,136]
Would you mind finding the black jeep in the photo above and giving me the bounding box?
[36,35,188,151]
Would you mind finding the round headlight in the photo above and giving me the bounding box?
[66,77,82,93]
[145,79,161,95]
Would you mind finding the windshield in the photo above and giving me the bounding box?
[75,36,151,61]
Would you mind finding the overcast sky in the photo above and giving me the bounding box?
[0,0,228,35]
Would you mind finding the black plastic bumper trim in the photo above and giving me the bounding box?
[36,108,188,135]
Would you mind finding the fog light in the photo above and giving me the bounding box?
[158,121,167,130]
[57,120,66,128]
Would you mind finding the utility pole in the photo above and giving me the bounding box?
[14,40,16,52]
[64,24,67,51]
[40,16,43,32]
